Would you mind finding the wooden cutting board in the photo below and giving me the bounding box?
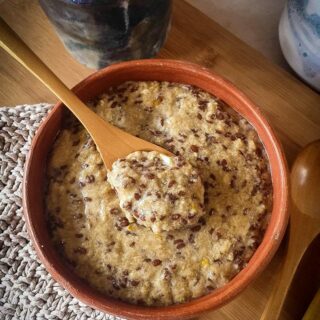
[1,1,320,319]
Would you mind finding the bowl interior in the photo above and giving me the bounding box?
[23,60,288,320]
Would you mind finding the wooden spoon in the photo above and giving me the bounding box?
[261,140,320,320]
[0,18,171,169]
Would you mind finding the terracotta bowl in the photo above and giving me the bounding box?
[23,59,289,319]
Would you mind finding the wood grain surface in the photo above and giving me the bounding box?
[1,1,320,319]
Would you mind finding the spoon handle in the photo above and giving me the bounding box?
[260,210,318,320]
[0,17,100,125]
[0,17,122,168]
[0,18,172,168]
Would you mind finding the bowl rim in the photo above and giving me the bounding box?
[23,59,289,319]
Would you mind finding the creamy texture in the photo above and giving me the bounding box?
[46,81,273,306]
[108,151,205,233]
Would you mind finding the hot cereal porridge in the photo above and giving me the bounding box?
[46,81,273,306]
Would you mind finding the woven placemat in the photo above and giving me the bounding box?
[0,104,123,320]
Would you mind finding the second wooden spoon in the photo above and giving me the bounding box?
[261,140,320,319]
[0,18,171,169]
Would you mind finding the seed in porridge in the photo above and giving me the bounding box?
[134,193,141,200]
[112,281,120,290]
[49,216,64,230]
[73,213,83,220]
[79,181,86,188]
[251,185,259,196]
[152,259,162,266]
[198,100,208,110]
[146,173,155,179]
[133,210,140,219]
[120,281,128,289]
[166,234,174,240]
[73,247,87,255]
[171,214,181,220]
[188,213,196,219]
[122,270,129,276]
[176,242,186,249]
[69,177,76,184]
[130,280,140,286]
[255,147,263,158]
[167,193,178,203]
[151,130,162,136]
[188,233,195,243]
[191,225,201,232]
[164,138,174,144]
[118,217,129,227]
[170,264,177,271]
[123,201,132,210]
[110,208,120,215]
[168,180,176,188]
[84,197,92,202]
[86,175,95,183]
[188,173,199,184]
[190,145,199,153]
[163,268,171,280]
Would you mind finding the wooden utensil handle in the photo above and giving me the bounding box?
[260,244,302,319]
[0,17,101,131]
[260,212,319,320]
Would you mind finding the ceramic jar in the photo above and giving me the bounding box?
[39,0,172,69]
[279,0,320,91]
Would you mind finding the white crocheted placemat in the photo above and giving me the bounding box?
[0,104,123,320]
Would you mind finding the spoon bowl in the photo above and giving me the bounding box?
[291,140,320,217]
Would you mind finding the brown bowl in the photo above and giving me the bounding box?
[23,59,289,319]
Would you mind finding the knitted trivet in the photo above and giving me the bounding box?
[0,104,123,320]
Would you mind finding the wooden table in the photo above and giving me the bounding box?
[1,1,320,319]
